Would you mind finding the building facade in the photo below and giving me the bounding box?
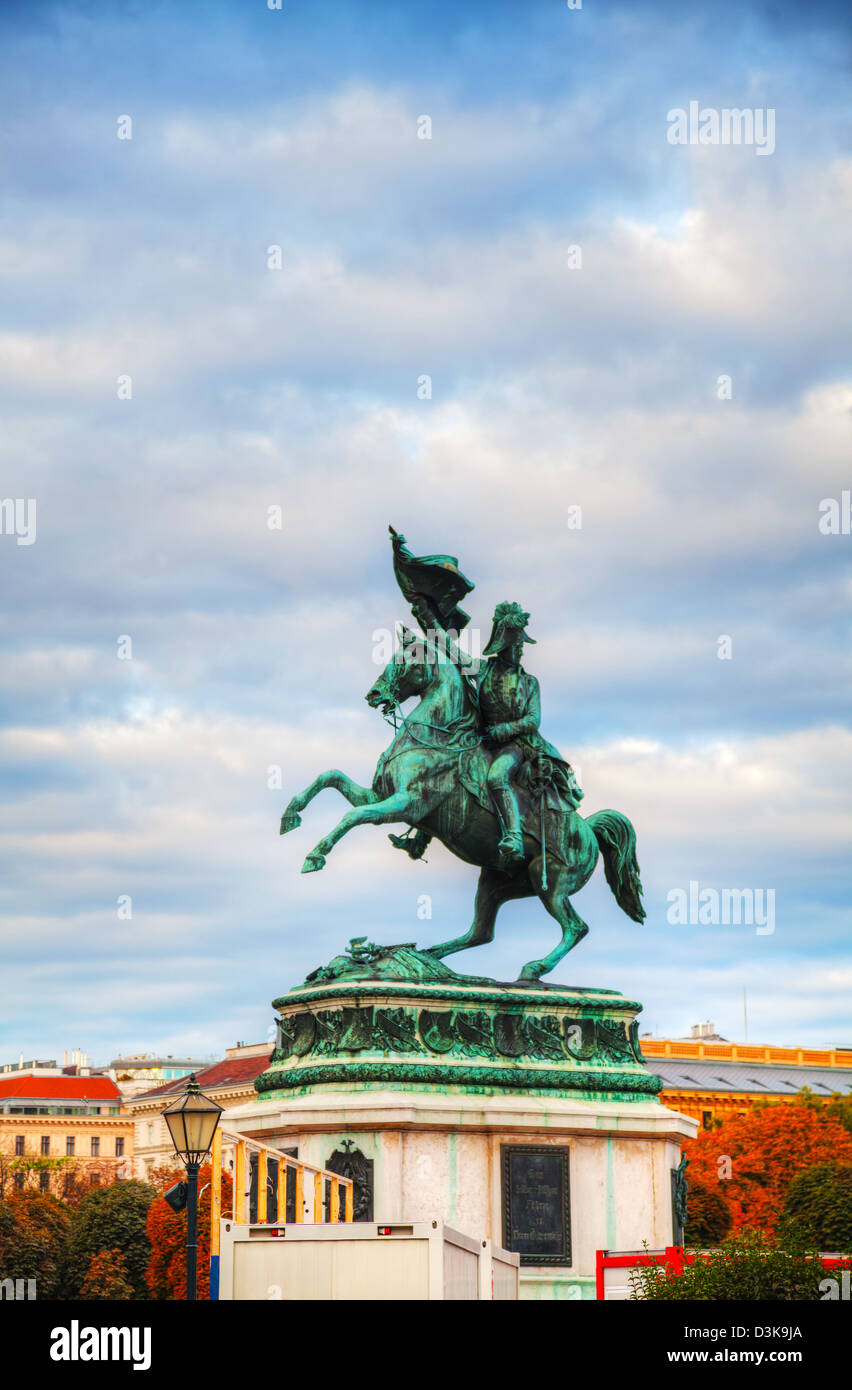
[110,1054,212,1100]
[0,1073,134,1196]
[126,1044,270,1180]
[641,1032,852,1126]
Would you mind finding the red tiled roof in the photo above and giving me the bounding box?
[134,1053,269,1101]
[0,1074,121,1102]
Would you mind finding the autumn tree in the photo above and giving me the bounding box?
[146,1164,231,1300]
[0,1190,70,1298]
[686,1099,852,1234]
[57,1160,127,1205]
[0,1153,125,1204]
[80,1248,134,1300]
[796,1088,852,1139]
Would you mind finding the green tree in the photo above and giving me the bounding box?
[630,1227,830,1301]
[60,1179,156,1300]
[684,1180,732,1245]
[784,1163,852,1253]
[80,1248,134,1300]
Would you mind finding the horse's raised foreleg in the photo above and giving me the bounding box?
[280,769,377,835]
[425,865,533,959]
[519,858,590,980]
[301,790,416,873]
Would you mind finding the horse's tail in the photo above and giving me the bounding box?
[587,809,645,923]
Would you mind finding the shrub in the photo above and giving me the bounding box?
[630,1227,830,1301]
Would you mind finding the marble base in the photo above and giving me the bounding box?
[225,1086,696,1300]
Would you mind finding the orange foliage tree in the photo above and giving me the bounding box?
[80,1248,134,1300]
[145,1164,232,1300]
[686,1099,852,1234]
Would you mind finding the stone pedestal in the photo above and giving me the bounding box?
[227,959,697,1299]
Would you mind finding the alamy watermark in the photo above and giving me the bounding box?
[1,1277,36,1300]
[667,881,775,935]
[819,490,852,535]
[372,625,483,670]
[820,1271,851,1300]
[0,498,37,546]
[667,102,775,156]
[50,1321,151,1371]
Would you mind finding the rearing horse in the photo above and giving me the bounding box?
[280,632,645,980]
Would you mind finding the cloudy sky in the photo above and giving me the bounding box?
[1,0,850,1066]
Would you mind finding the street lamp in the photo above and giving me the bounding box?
[162,1075,222,1301]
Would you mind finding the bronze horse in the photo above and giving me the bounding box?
[280,629,645,980]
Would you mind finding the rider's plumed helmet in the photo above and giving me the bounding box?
[483,601,536,656]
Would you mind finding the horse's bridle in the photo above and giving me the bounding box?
[379,648,479,753]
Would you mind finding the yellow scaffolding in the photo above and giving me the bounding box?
[210,1127,355,1287]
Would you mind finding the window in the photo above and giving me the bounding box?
[115,1136,124,1158]
[702,1111,713,1129]
[147,1123,154,1145]
[90,1136,100,1157]
[66,1136,75,1156]
[41,1135,50,1155]
[39,1172,50,1193]
[89,1172,99,1186]
[14,1172,24,1190]
[14,1135,25,1156]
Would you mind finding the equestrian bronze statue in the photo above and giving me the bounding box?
[280,527,645,980]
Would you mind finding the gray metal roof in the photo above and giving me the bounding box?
[648,1059,852,1097]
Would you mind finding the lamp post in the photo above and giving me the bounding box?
[162,1075,223,1301]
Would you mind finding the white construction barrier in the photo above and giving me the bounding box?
[218,1218,519,1300]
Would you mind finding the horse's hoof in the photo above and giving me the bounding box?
[518,964,544,982]
[280,809,302,835]
[301,852,326,874]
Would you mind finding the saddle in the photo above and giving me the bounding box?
[388,743,575,870]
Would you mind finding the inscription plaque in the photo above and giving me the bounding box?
[501,1144,571,1266]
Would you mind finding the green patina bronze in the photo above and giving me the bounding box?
[280,526,646,982]
[259,528,662,1105]
[255,1065,661,1100]
[255,955,662,1102]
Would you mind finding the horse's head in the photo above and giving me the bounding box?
[365,627,432,716]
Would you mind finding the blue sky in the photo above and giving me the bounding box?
[0,0,850,1064]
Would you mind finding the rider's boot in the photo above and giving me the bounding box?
[492,788,525,867]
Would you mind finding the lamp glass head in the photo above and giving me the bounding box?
[162,1075,222,1165]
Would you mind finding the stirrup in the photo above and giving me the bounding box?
[498,831,525,866]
